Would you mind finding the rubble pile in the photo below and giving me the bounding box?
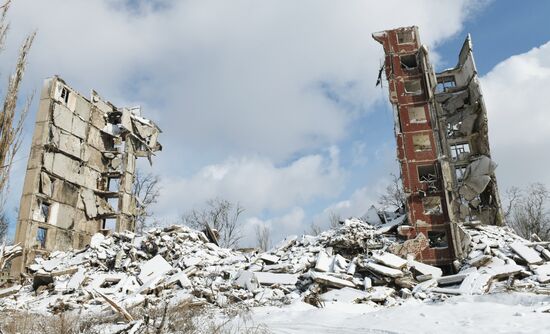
[0,219,549,319]
[434,224,550,296]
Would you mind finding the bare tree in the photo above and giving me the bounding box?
[506,183,550,241]
[132,169,160,234]
[255,224,271,251]
[308,221,322,236]
[503,186,521,221]
[181,198,245,248]
[378,173,406,213]
[0,1,35,215]
[0,212,7,242]
[328,211,342,229]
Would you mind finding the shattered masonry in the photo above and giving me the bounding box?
[373,27,504,268]
[11,77,162,275]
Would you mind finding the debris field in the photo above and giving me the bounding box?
[1,217,550,319]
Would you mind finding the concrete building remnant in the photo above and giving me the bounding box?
[373,27,504,269]
[11,77,161,275]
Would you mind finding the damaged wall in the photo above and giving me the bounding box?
[373,27,504,268]
[434,36,505,231]
[11,77,162,275]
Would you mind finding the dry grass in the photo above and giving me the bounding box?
[0,300,271,334]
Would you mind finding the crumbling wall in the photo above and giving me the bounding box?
[373,27,505,268]
[434,36,504,229]
[11,77,161,275]
[373,27,455,268]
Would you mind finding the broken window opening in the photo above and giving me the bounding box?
[455,166,467,183]
[408,106,426,123]
[108,197,119,212]
[60,87,70,104]
[436,76,456,93]
[400,54,418,70]
[107,177,121,192]
[450,142,470,160]
[36,227,47,248]
[422,196,442,215]
[412,134,431,152]
[428,230,448,248]
[103,218,117,231]
[418,164,439,192]
[397,30,414,44]
[40,202,51,222]
[404,79,423,95]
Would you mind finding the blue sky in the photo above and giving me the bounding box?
[3,1,550,246]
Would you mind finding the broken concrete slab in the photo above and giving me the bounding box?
[408,260,442,279]
[372,252,407,269]
[510,242,544,264]
[310,271,356,289]
[255,272,298,286]
[365,262,404,278]
[138,255,173,283]
[314,250,332,272]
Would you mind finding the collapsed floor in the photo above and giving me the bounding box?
[1,217,550,328]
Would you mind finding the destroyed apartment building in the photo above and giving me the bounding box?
[373,26,504,270]
[9,76,162,276]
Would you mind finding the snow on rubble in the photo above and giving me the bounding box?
[1,217,550,326]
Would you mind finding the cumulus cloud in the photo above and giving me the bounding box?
[2,0,487,239]
[155,146,344,220]
[5,0,483,163]
[243,207,306,247]
[481,41,550,190]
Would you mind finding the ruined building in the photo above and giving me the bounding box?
[11,77,161,275]
[373,27,504,269]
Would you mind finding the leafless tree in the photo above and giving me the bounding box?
[308,221,323,236]
[328,211,342,229]
[0,212,7,242]
[503,186,521,221]
[506,183,550,241]
[255,224,271,251]
[181,198,245,248]
[378,173,406,213]
[132,169,160,234]
[0,1,35,215]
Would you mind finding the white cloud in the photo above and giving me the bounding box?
[154,146,345,220]
[243,207,306,247]
[2,0,487,239]
[5,0,483,163]
[313,177,392,228]
[481,41,550,190]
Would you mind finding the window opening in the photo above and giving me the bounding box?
[418,164,438,192]
[450,143,470,160]
[60,87,70,104]
[103,218,117,231]
[436,76,456,93]
[397,30,414,44]
[108,177,120,192]
[428,230,448,248]
[455,166,467,183]
[40,202,50,222]
[400,54,418,70]
[404,80,422,95]
[108,197,119,212]
[36,227,47,248]
[422,197,442,215]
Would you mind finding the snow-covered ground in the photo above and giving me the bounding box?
[251,293,550,334]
